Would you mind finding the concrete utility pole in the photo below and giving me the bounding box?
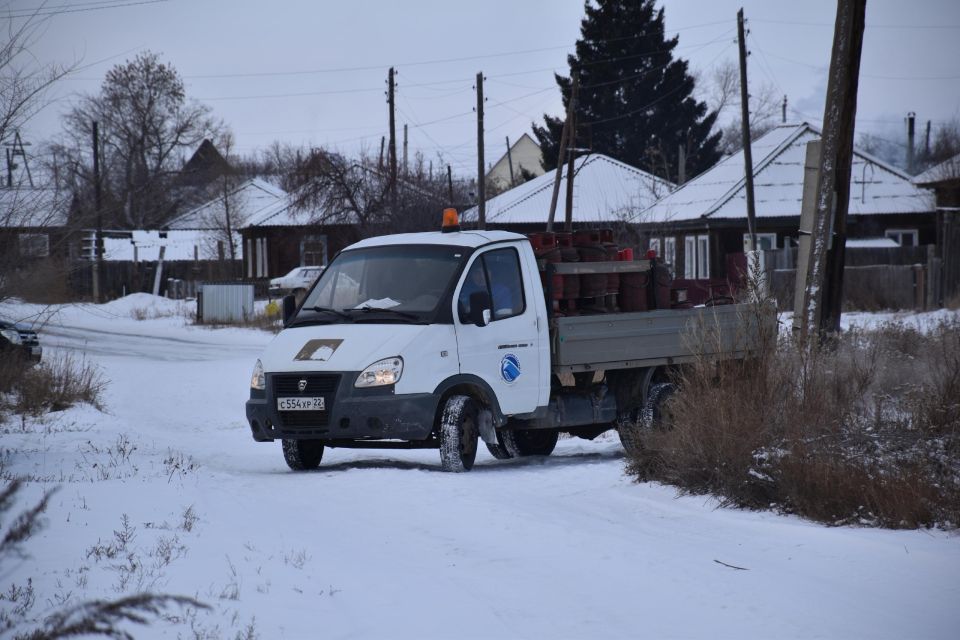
[387,67,398,218]
[546,72,576,232]
[564,72,580,233]
[505,136,515,185]
[737,8,758,252]
[476,71,486,230]
[799,0,867,342]
[93,121,104,302]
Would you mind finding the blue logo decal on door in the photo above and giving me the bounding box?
[500,353,521,384]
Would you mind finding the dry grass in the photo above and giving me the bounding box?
[627,311,960,529]
[0,352,107,420]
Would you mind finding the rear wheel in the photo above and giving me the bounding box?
[282,439,324,471]
[438,395,479,472]
[502,429,559,457]
[618,382,676,456]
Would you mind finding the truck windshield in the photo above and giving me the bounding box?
[295,244,467,324]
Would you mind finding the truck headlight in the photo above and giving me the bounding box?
[1,328,21,345]
[250,359,265,390]
[355,357,403,388]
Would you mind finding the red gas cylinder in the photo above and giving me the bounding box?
[528,232,564,302]
[599,228,619,296]
[573,229,607,298]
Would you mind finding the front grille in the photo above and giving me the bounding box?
[272,373,341,431]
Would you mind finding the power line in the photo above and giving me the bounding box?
[751,18,960,30]
[2,0,168,18]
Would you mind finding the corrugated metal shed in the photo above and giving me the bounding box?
[199,282,254,323]
[464,153,674,226]
[640,122,934,224]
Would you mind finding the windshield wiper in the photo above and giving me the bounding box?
[354,306,424,322]
[304,306,353,321]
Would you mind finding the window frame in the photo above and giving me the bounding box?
[885,228,918,247]
[457,246,527,324]
[743,232,778,251]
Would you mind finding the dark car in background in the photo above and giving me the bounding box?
[0,319,42,364]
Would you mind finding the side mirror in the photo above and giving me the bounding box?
[282,294,297,325]
[469,291,492,327]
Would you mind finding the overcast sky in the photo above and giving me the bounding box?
[10,0,960,176]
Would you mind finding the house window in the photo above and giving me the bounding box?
[301,235,328,267]
[744,233,777,251]
[663,237,676,273]
[684,235,710,279]
[18,233,50,258]
[649,237,661,257]
[885,229,918,247]
[256,238,268,278]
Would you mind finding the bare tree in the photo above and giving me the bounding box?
[702,60,781,155]
[58,51,222,230]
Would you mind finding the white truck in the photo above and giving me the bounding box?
[245,215,761,472]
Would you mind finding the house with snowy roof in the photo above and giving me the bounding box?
[638,122,936,281]
[464,153,674,231]
[485,133,545,193]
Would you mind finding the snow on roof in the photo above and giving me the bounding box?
[168,178,287,229]
[640,123,934,225]
[846,237,899,248]
[0,188,68,228]
[912,153,960,186]
[464,153,674,226]
[101,229,238,262]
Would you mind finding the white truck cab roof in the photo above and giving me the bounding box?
[345,229,526,251]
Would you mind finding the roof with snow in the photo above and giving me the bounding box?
[167,178,287,229]
[640,122,934,225]
[464,153,674,226]
[101,229,240,262]
[0,188,69,228]
[912,153,960,186]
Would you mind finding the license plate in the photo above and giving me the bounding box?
[277,396,325,411]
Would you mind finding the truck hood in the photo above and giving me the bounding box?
[259,323,431,373]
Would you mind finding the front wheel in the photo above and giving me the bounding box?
[438,395,480,472]
[282,439,324,471]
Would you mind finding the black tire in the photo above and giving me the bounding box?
[502,429,559,457]
[618,382,676,456]
[485,437,514,460]
[282,439,324,471]
[438,395,480,472]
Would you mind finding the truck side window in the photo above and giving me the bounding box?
[484,248,525,320]
[457,248,526,323]
[457,259,489,323]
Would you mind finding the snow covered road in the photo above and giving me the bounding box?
[4,296,959,639]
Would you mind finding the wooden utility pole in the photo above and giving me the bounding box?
[447,164,454,204]
[476,71,486,230]
[547,71,577,231]
[564,72,580,232]
[403,123,409,178]
[737,8,757,252]
[677,143,686,185]
[387,67,398,217]
[93,120,104,302]
[799,0,867,341]
[378,136,385,172]
[505,136,515,185]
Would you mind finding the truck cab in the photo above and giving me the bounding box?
[246,226,555,471]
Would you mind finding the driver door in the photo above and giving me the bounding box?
[454,245,540,415]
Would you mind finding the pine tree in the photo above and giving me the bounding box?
[533,0,721,182]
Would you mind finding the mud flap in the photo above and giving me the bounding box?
[478,409,496,445]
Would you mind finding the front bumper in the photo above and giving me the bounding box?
[245,371,440,443]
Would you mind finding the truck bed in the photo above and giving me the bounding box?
[550,303,762,372]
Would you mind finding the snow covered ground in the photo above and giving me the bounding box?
[2,296,959,639]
